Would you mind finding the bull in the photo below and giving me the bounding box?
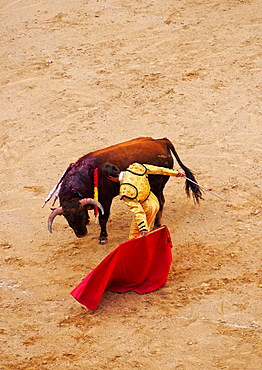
[45,137,202,244]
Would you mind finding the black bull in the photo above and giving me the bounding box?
[46,137,202,244]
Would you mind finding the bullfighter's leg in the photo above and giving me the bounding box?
[129,193,159,239]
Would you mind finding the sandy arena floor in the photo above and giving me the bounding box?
[1,0,262,369]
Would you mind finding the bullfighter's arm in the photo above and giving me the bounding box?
[144,164,180,177]
[122,198,149,233]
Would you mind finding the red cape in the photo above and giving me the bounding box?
[70,225,172,310]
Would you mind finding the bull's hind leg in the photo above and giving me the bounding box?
[148,175,170,229]
[154,190,165,228]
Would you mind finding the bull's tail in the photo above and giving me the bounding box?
[167,141,203,203]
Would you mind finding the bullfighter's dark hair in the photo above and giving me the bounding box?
[103,163,121,178]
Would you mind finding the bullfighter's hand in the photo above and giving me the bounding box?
[176,172,186,177]
[140,230,149,237]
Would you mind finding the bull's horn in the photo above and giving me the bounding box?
[79,198,104,215]
[48,206,63,233]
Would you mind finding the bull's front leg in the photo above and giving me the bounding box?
[98,214,108,244]
[97,199,112,244]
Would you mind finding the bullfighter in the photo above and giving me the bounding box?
[103,162,185,239]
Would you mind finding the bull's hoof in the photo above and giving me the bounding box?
[99,239,106,245]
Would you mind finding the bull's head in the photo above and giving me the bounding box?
[48,198,104,237]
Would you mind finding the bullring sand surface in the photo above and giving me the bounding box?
[1,0,262,369]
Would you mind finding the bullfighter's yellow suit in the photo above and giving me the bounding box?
[119,163,181,239]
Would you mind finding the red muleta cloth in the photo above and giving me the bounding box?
[70,225,173,310]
